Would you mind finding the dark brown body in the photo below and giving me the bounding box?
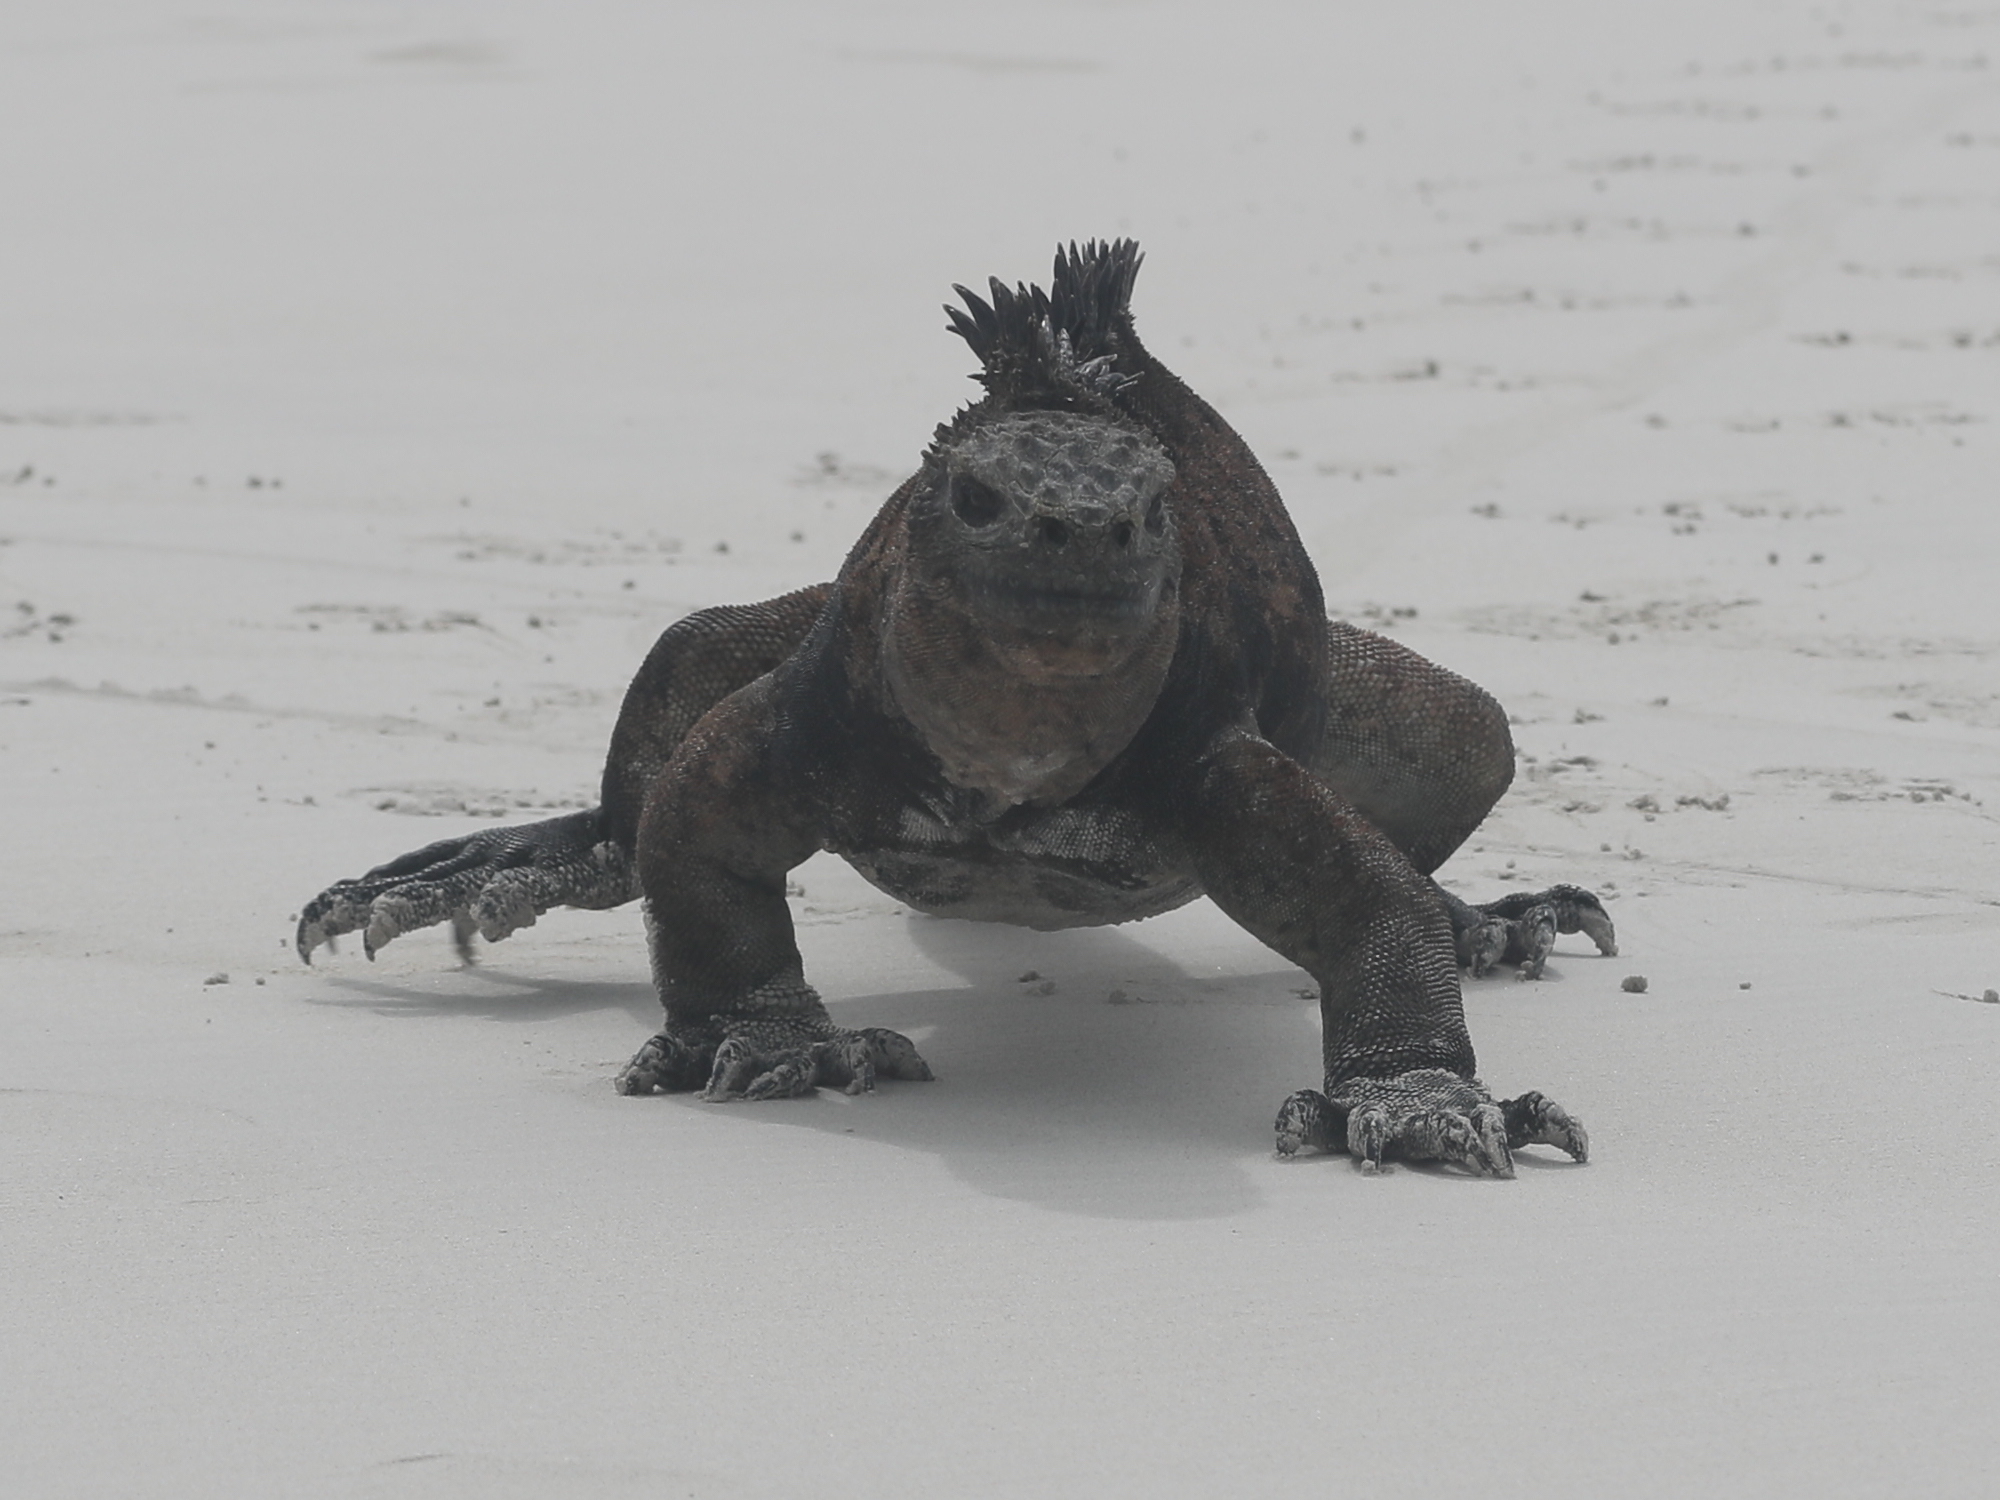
[297,242,1605,1175]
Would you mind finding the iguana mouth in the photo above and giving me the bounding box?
[972,575,1161,623]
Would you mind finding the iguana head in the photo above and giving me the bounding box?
[908,239,1182,681]
[875,241,1186,808]
[914,409,1179,676]
[883,407,1182,807]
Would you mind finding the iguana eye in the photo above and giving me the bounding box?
[950,475,1006,527]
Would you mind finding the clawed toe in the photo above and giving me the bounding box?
[293,811,633,967]
[1572,903,1618,958]
[1275,1089,1343,1157]
[1346,1100,1512,1177]
[296,885,366,964]
[1537,883,1618,958]
[1462,884,1617,979]
[296,873,472,964]
[862,1027,935,1083]
[618,1021,933,1102]
[615,1031,706,1096]
[1281,1069,1586,1176]
[730,1044,823,1101]
[1501,1090,1590,1163]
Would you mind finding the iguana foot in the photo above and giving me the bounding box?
[1464,883,1617,979]
[615,1014,934,1101]
[295,810,634,962]
[1274,1068,1587,1176]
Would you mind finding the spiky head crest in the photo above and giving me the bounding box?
[944,239,1144,407]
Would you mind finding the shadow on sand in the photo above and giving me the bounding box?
[715,915,1322,1221]
[302,913,1339,1220]
[309,966,662,1028]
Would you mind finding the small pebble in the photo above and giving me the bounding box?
[1983,989,1999,1005]
[1017,970,1040,983]
[1621,975,1649,993]
[204,972,230,986]
[1739,982,1752,990]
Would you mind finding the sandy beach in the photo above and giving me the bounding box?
[5,2,1997,1495]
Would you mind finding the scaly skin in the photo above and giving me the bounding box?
[296,240,1613,1176]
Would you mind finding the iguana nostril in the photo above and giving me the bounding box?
[1111,520,1134,549]
[1036,516,1071,547]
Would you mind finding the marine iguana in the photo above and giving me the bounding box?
[296,240,1616,1176]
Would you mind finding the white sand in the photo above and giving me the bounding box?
[5,2,1998,1495]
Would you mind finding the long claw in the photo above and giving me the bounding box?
[739,1049,823,1101]
[1347,1103,1391,1173]
[1515,904,1557,981]
[1464,1103,1515,1178]
[1502,1091,1590,1162]
[1275,1088,1342,1156]
[615,1030,704,1096]
[1468,915,1508,977]
[1539,883,1618,957]
[861,1027,935,1083]
[296,886,364,964]
[1575,905,1618,957]
[703,1036,763,1099]
[1391,1107,1515,1177]
[807,1035,877,1096]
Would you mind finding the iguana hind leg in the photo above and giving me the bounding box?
[1314,620,1515,876]
[1317,621,1617,979]
[295,810,633,963]
[294,586,830,964]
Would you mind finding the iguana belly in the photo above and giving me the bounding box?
[837,801,1200,930]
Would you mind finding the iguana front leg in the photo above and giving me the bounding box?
[1178,729,1587,1176]
[612,673,932,1101]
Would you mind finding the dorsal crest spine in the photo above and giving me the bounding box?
[945,239,1144,403]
